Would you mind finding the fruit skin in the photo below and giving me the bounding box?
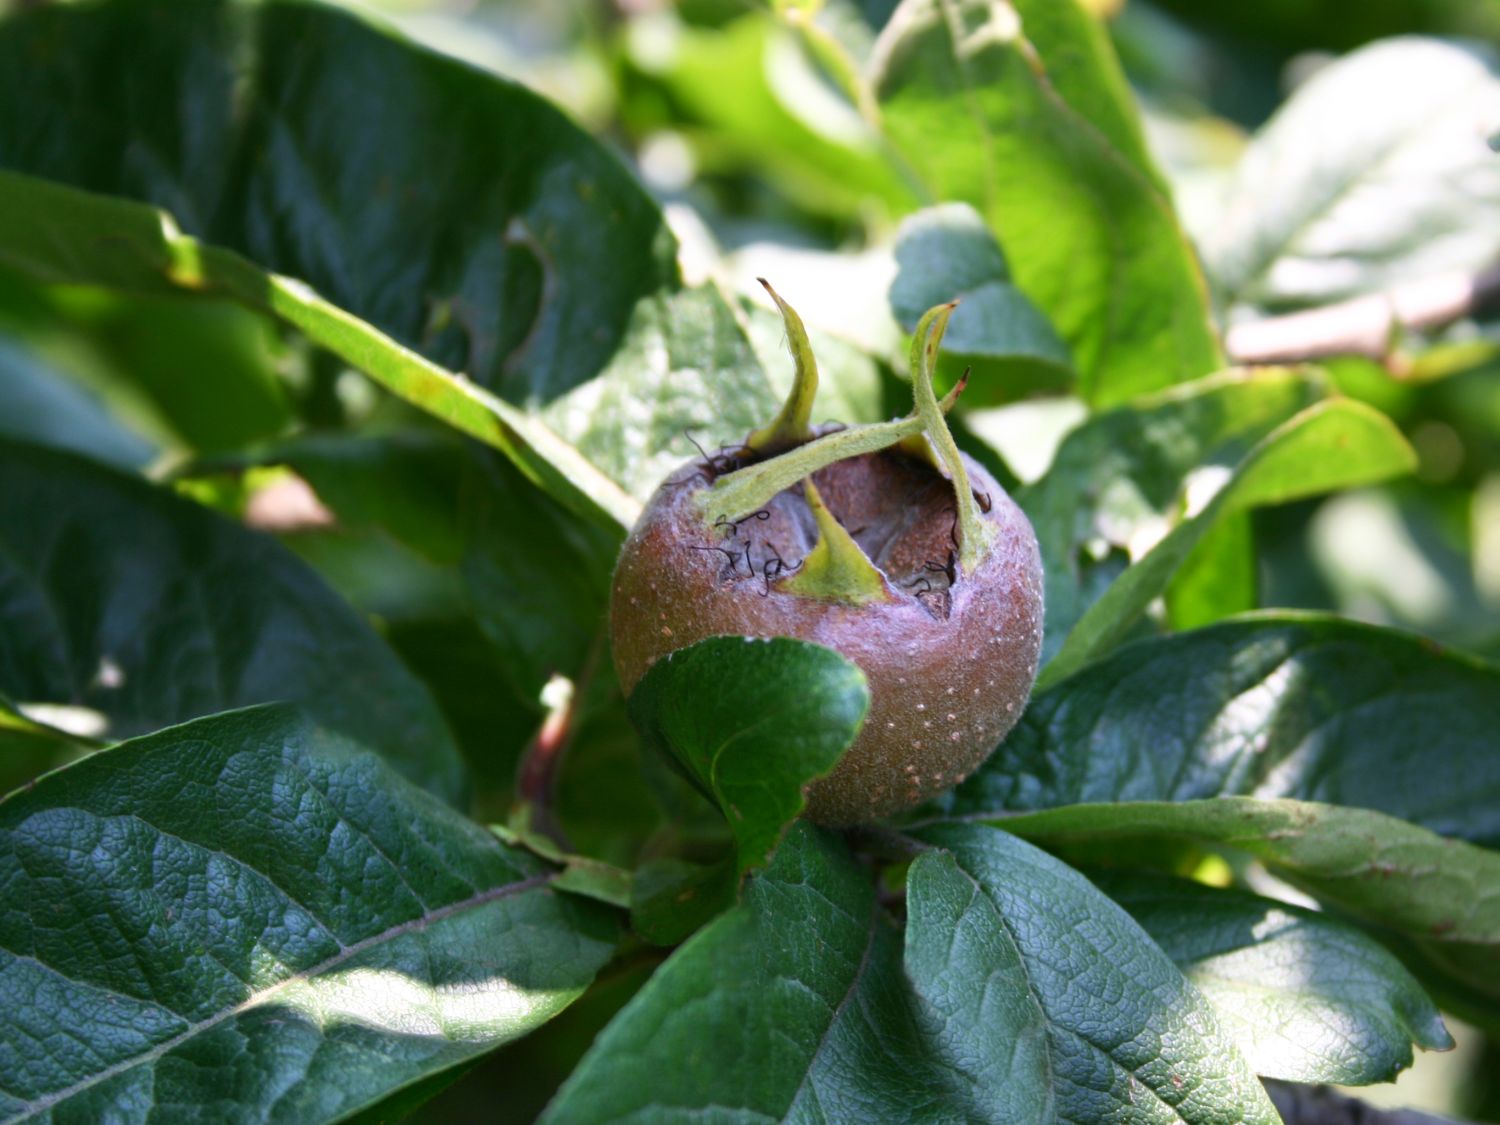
[609,444,1043,826]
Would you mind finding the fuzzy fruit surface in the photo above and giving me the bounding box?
[610,440,1044,825]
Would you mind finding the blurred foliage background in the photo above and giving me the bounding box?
[3,0,1500,1118]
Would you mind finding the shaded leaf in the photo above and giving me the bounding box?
[873,0,1220,404]
[1208,38,1500,313]
[0,337,155,470]
[937,615,1500,849]
[1097,871,1452,1085]
[908,823,1280,1123]
[0,706,618,1122]
[626,637,869,873]
[1041,398,1415,685]
[0,439,465,802]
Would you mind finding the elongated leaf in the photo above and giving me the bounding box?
[542,822,957,1123]
[0,439,464,802]
[0,170,638,530]
[873,0,1220,404]
[0,706,618,1123]
[908,824,1280,1123]
[1019,367,1324,662]
[626,637,869,873]
[1041,398,1415,685]
[991,798,1500,947]
[1208,38,1500,313]
[889,203,1071,397]
[939,615,1500,849]
[1096,871,1451,1084]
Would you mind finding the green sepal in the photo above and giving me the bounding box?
[778,479,894,604]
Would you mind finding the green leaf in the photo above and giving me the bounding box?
[0,169,639,532]
[626,637,869,873]
[537,284,781,506]
[902,851,1051,1122]
[0,706,618,1123]
[1019,367,1324,662]
[542,822,952,1123]
[0,439,465,803]
[0,0,672,404]
[872,0,1221,404]
[1208,38,1500,313]
[1041,398,1416,686]
[0,337,156,471]
[938,615,1500,849]
[1096,871,1452,1085]
[991,798,1500,947]
[462,449,622,709]
[1164,512,1256,632]
[907,823,1280,1123]
[889,203,1072,398]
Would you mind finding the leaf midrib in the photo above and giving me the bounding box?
[7,870,553,1122]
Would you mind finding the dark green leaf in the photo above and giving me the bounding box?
[990,798,1500,948]
[873,0,1221,404]
[936,615,1500,849]
[1042,398,1415,685]
[908,823,1279,1123]
[0,0,672,405]
[1020,367,1324,663]
[0,337,155,470]
[1096,871,1452,1084]
[629,857,737,947]
[462,449,620,710]
[626,637,869,873]
[542,822,951,1123]
[0,438,465,802]
[889,203,1072,397]
[1208,38,1500,313]
[902,851,1051,1122]
[0,706,618,1122]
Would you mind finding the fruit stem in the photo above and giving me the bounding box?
[909,303,994,573]
[746,279,818,454]
[778,479,893,604]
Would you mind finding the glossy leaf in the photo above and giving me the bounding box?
[939,615,1500,849]
[0,706,618,1122]
[908,823,1280,1123]
[1208,38,1500,313]
[889,203,1071,397]
[0,439,465,802]
[872,0,1221,404]
[1041,398,1415,685]
[991,798,1500,947]
[626,637,869,873]
[1097,871,1452,1084]
[1019,367,1323,663]
[542,822,953,1123]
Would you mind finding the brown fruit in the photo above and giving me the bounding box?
[609,285,1043,825]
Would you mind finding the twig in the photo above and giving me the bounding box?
[513,631,607,849]
[1226,265,1500,366]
